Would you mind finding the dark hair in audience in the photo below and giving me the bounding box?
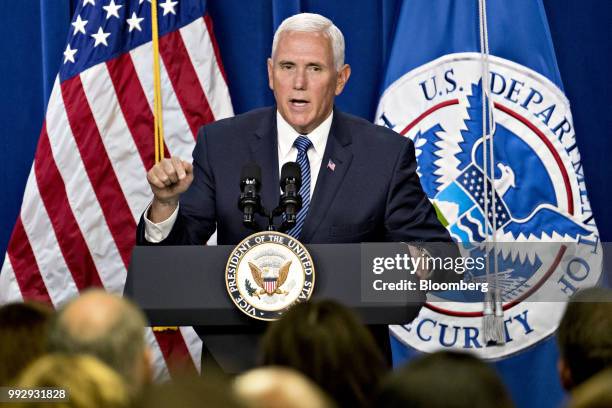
[557,287,612,389]
[260,299,388,408]
[0,301,53,385]
[134,374,245,408]
[375,351,514,408]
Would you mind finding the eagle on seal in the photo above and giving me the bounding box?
[248,260,292,298]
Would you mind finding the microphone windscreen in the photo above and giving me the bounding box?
[280,162,301,190]
[241,162,262,183]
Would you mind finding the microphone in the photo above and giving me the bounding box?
[279,162,302,227]
[238,163,262,228]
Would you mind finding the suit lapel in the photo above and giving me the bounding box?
[300,111,353,242]
[249,109,279,215]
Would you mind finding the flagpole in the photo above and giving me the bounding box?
[151,0,164,163]
[151,0,175,334]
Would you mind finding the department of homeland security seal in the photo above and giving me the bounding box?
[225,231,315,321]
[376,53,602,359]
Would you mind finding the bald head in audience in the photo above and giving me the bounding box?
[48,290,152,394]
[234,367,336,408]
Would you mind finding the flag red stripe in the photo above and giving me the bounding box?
[106,55,156,171]
[203,14,229,84]
[160,30,215,137]
[153,330,198,377]
[60,76,136,268]
[35,125,103,290]
[106,55,172,168]
[7,217,52,304]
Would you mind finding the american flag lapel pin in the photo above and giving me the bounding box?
[327,159,336,171]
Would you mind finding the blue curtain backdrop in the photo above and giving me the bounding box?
[1,1,610,407]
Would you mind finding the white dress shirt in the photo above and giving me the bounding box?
[144,110,333,242]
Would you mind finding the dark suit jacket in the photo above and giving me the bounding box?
[135,107,457,372]
[137,106,452,245]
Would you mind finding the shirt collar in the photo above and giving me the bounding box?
[276,110,333,159]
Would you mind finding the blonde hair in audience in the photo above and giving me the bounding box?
[13,353,129,408]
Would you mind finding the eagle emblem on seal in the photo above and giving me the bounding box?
[248,260,292,298]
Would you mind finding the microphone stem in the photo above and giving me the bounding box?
[267,212,276,231]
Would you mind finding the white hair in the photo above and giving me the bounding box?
[271,13,345,71]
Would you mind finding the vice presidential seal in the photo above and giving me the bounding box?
[225,231,315,321]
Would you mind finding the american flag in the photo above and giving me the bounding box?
[0,0,233,379]
[457,164,511,230]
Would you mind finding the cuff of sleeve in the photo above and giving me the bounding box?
[143,202,179,243]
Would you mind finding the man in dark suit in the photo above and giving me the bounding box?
[138,13,454,371]
[138,105,448,245]
[139,13,449,246]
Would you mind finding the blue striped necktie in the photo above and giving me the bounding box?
[287,135,313,239]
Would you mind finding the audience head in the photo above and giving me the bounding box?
[0,301,53,385]
[260,299,387,408]
[375,351,513,408]
[134,374,245,408]
[48,289,152,394]
[14,353,129,408]
[568,368,612,408]
[234,366,336,408]
[557,287,612,390]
